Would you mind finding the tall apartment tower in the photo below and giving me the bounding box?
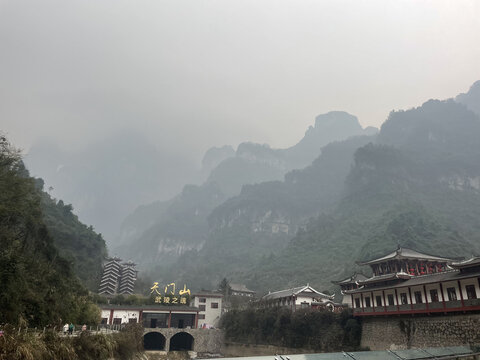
[118,261,137,295]
[98,258,137,295]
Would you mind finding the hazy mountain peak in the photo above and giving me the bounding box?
[455,80,480,116]
[314,111,361,129]
[201,145,235,174]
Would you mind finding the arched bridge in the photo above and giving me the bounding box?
[143,328,223,353]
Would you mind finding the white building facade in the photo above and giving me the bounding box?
[192,293,223,328]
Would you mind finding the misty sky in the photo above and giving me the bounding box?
[1,0,480,163]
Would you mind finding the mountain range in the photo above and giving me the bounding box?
[114,111,376,270]
[118,81,480,296]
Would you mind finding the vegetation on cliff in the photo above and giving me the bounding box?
[0,135,101,327]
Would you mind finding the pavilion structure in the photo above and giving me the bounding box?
[336,247,480,316]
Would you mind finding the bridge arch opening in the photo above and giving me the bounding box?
[143,332,166,351]
[169,332,194,351]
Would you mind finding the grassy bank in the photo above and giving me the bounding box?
[0,323,143,360]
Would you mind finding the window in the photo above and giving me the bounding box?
[376,296,382,307]
[365,297,371,308]
[199,298,206,303]
[387,294,394,306]
[355,298,361,308]
[447,287,457,301]
[414,291,423,304]
[430,289,439,302]
[199,305,206,311]
[466,285,477,299]
[101,318,108,324]
[211,302,219,309]
[128,318,137,323]
[400,293,408,305]
[113,318,122,325]
[198,314,205,320]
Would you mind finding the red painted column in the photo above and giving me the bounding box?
[168,311,172,328]
[195,311,199,329]
[423,285,429,312]
[439,282,446,311]
[408,287,413,311]
[371,292,375,312]
[458,280,465,308]
[382,290,387,313]
[138,311,143,326]
[361,293,364,312]
[351,294,354,309]
[109,309,114,325]
[394,288,400,312]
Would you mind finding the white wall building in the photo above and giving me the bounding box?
[192,293,223,328]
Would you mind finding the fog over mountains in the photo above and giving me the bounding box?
[25,131,200,241]
[113,112,375,259]
[25,111,373,244]
[115,81,480,294]
[22,80,480,296]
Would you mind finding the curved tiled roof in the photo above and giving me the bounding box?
[332,272,369,285]
[262,285,334,301]
[357,247,462,266]
[450,256,480,269]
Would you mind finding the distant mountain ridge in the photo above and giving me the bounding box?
[140,81,480,294]
[115,111,376,269]
[245,95,480,293]
[25,130,199,242]
[456,80,480,116]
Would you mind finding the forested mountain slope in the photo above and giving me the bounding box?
[124,82,480,295]
[38,179,107,290]
[0,136,100,326]
[116,112,375,269]
[145,134,376,290]
[246,99,480,293]
[147,92,480,294]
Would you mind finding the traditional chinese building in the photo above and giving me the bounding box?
[261,284,340,311]
[100,304,199,328]
[331,272,368,307]
[191,292,223,328]
[230,283,256,297]
[338,247,480,316]
[98,257,138,295]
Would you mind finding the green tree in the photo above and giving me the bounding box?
[218,277,232,298]
[0,135,99,327]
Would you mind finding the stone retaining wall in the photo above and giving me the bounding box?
[361,313,480,350]
[144,328,224,353]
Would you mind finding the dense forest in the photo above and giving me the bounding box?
[0,135,101,327]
